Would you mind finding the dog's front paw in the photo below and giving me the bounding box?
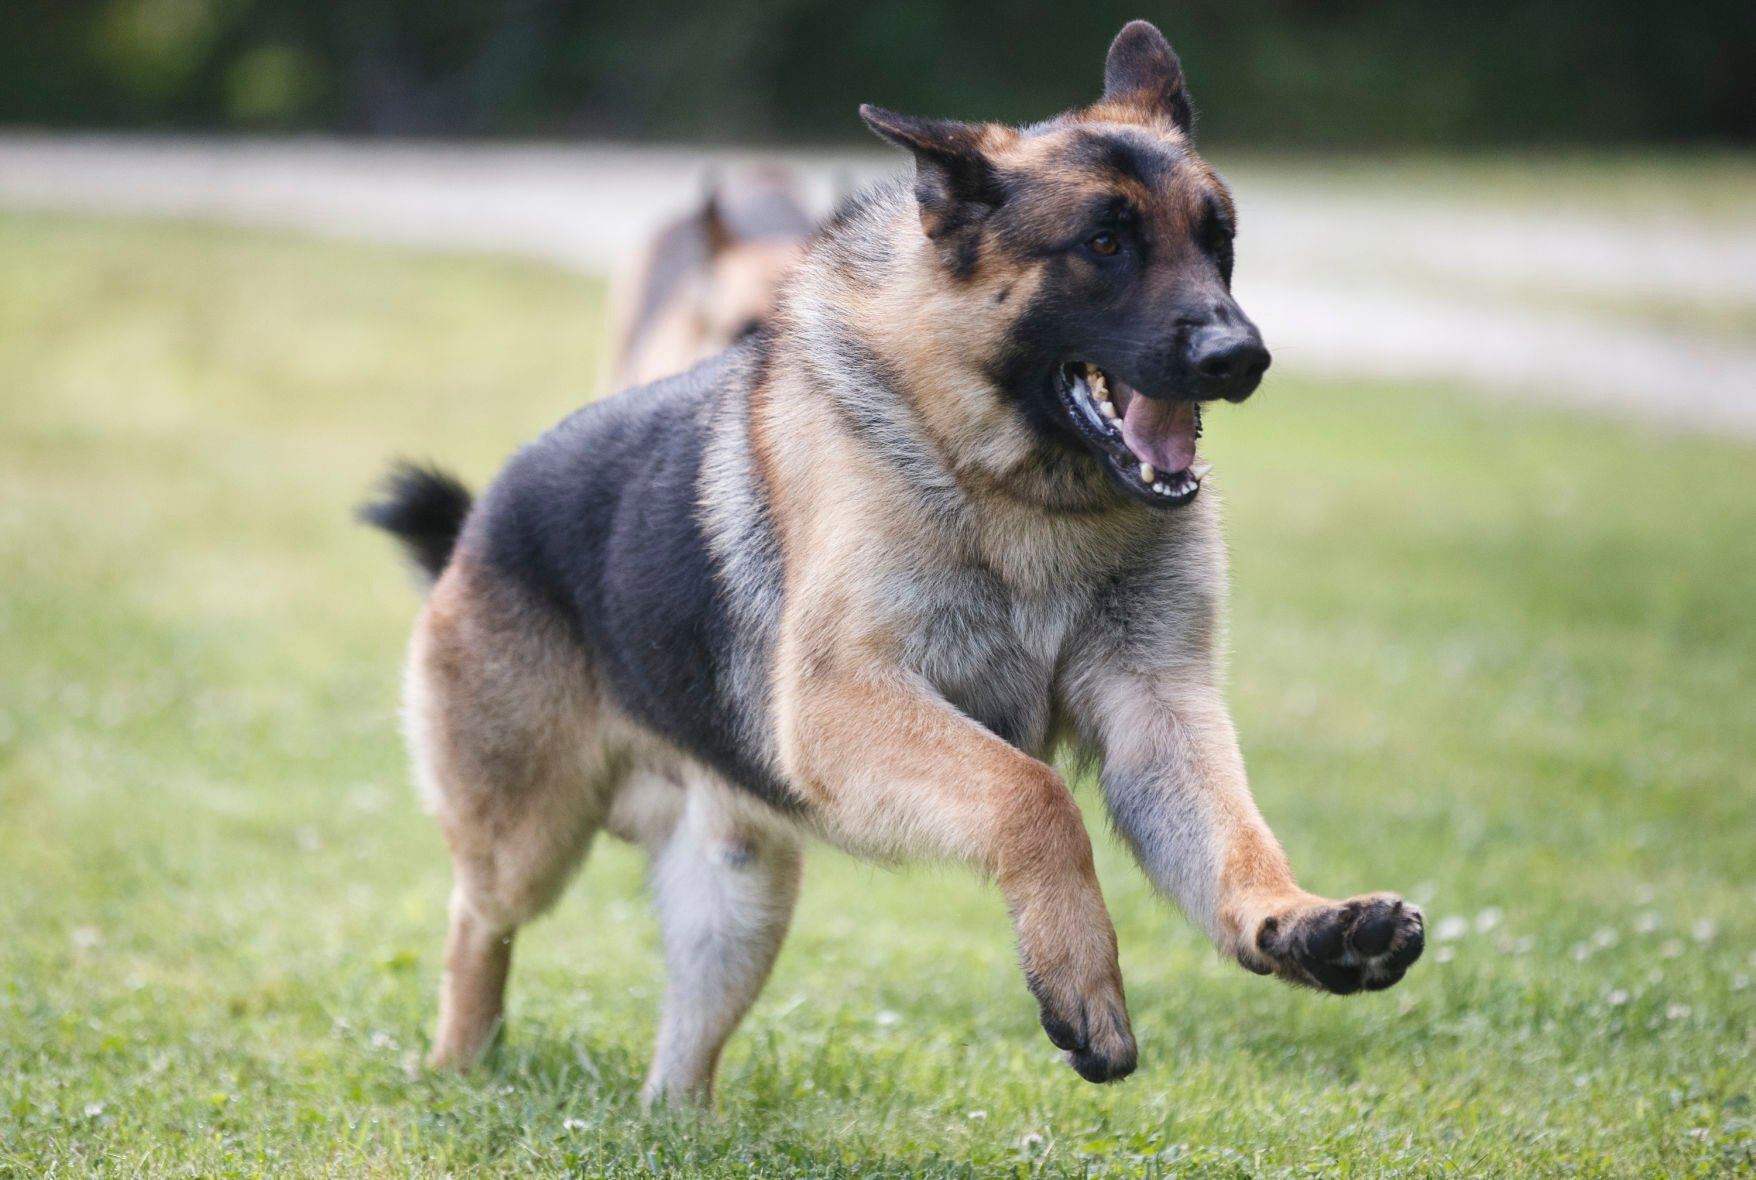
[1032,982,1137,1083]
[1251,893,1424,995]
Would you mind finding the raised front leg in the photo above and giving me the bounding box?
[1083,674,1423,994]
[776,652,1136,1082]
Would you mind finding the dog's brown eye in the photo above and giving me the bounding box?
[1087,232,1120,257]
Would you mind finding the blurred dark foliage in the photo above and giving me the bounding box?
[4,0,1752,145]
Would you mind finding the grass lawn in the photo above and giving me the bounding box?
[1,213,1753,1179]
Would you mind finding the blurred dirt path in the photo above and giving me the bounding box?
[3,134,1751,436]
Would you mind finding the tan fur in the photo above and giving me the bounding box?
[409,554,610,1066]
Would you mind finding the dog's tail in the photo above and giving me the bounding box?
[358,460,473,588]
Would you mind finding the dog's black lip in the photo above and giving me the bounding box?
[1053,363,1201,509]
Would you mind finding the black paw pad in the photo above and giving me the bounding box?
[1261,895,1425,996]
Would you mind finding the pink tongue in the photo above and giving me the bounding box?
[1118,387,1198,474]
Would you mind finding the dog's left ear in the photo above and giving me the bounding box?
[860,104,1006,240]
[1102,20,1193,134]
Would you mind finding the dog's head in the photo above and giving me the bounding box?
[616,172,809,389]
[862,21,1267,509]
[695,180,809,358]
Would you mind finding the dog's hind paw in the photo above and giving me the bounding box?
[1250,893,1425,995]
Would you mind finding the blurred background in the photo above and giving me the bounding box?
[2,4,1753,1176]
[4,0,1755,426]
[4,0,1753,144]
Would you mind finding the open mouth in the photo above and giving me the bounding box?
[1054,362,1211,507]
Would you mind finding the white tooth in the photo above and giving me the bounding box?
[1153,482,1169,494]
[1139,462,1156,484]
[1091,376,1109,400]
[1191,462,1213,480]
[1098,401,1117,419]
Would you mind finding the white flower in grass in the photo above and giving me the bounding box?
[1634,912,1660,935]
[1730,974,1749,992]
[1434,946,1455,964]
[1660,939,1684,960]
[84,1103,105,1118]
[1505,935,1536,956]
[1592,927,1618,949]
[1605,989,1629,1007]
[1666,1003,1692,1020]
[71,927,102,950]
[1691,919,1716,944]
[1434,916,1469,942]
[1474,907,1503,933]
[1020,1132,1045,1152]
[875,1009,900,1027]
[563,1118,588,1132]
[968,1109,988,1120]
[1571,943,1592,962]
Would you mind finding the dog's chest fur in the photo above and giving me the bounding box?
[899,564,1082,754]
[885,508,1167,759]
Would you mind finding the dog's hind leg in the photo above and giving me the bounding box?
[408,556,608,1070]
[633,771,802,1108]
[430,807,601,1070]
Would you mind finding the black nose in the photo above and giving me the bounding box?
[1191,329,1271,401]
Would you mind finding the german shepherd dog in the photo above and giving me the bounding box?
[364,20,1423,1106]
[606,168,812,391]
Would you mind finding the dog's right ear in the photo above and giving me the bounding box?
[860,105,1006,240]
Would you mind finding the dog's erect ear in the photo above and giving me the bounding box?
[860,104,1005,239]
[695,171,736,257]
[1102,20,1192,133]
[701,187,735,257]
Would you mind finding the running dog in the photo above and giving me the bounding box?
[363,20,1424,1106]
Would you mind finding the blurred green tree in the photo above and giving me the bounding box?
[1,0,1750,145]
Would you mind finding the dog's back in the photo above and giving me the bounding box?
[463,346,790,806]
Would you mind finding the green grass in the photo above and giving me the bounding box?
[1,212,1753,1179]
